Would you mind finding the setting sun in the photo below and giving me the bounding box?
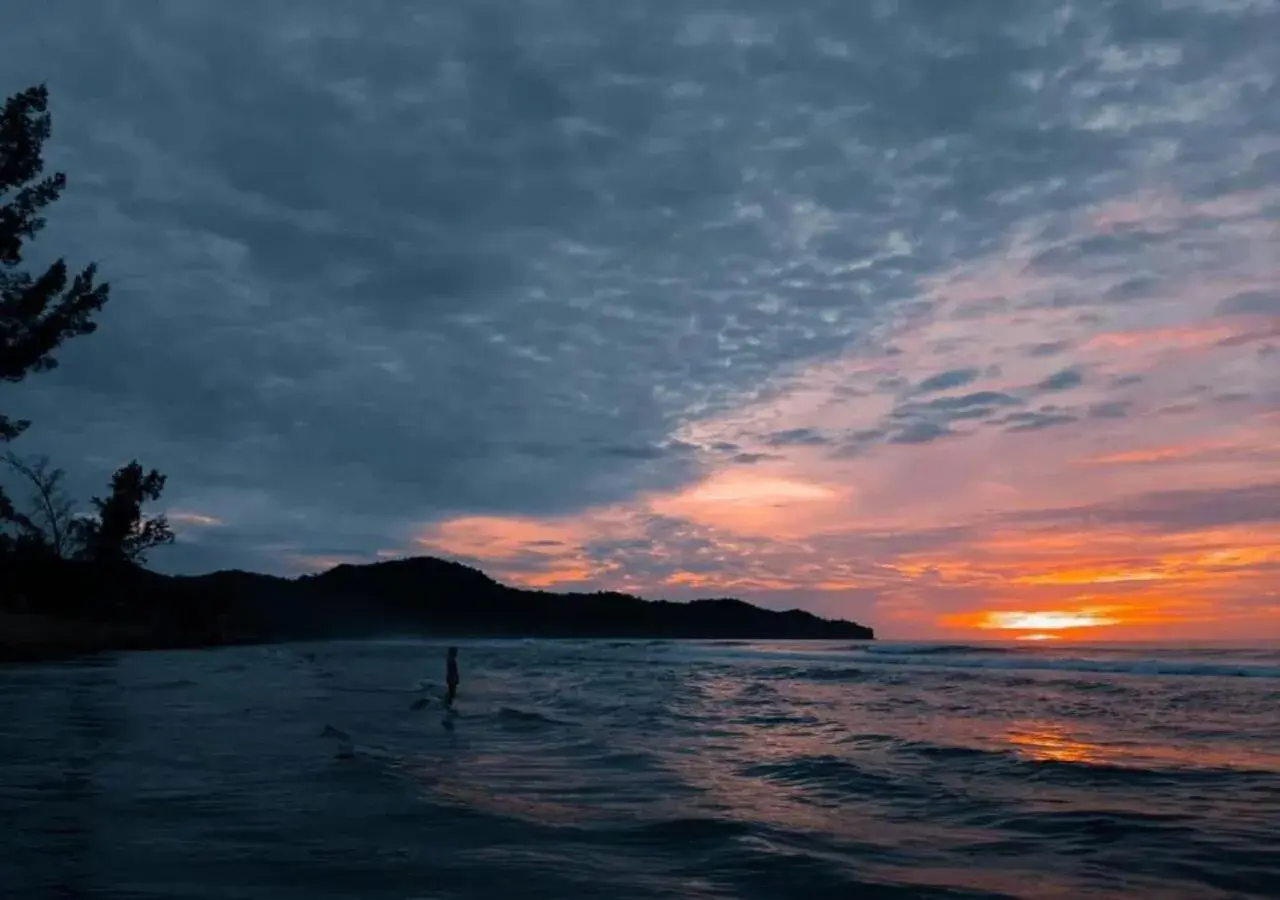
[942,608,1124,635]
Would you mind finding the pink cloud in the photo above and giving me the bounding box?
[414,186,1280,640]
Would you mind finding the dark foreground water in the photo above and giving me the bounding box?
[2,640,1278,899]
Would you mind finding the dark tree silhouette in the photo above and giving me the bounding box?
[1,83,111,448]
[0,85,111,386]
[74,461,174,565]
[2,451,76,558]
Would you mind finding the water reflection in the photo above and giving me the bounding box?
[0,658,121,897]
[1005,723,1103,765]
[1004,720,1280,773]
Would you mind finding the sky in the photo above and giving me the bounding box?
[2,0,1278,641]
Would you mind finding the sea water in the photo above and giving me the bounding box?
[1,639,1277,899]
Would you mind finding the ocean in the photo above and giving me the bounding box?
[2,639,1277,899]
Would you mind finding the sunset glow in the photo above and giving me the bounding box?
[166,511,223,528]
[410,183,1280,642]
[954,610,1123,633]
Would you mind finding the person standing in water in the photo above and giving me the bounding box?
[444,647,459,707]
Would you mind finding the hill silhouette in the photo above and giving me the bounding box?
[1,555,874,659]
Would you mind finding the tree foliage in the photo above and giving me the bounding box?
[1,450,76,557]
[1,83,111,441]
[1,83,113,535]
[73,461,174,565]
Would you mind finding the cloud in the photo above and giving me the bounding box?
[1087,401,1131,420]
[763,428,832,447]
[915,367,981,394]
[1014,483,1280,534]
[876,390,1025,442]
[999,409,1079,433]
[732,452,783,465]
[1027,341,1072,358]
[887,421,954,445]
[1036,368,1085,392]
[1,0,1277,640]
[1217,291,1280,316]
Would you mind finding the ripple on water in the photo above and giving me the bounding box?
[1,639,1277,899]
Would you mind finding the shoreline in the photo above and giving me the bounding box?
[0,612,155,664]
[1,557,873,662]
[0,611,875,666]
[0,612,268,665]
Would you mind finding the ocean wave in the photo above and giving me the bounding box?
[496,706,571,728]
[804,666,872,682]
[610,816,752,846]
[148,678,198,690]
[854,653,1280,680]
[741,755,925,800]
[858,643,1015,656]
[734,713,824,727]
[826,733,1280,780]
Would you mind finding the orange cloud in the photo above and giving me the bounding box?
[1082,322,1246,354]
[413,511,640,588]
[408,185,1280,640]
[649,469,852,538]
[1079,440,1241,466]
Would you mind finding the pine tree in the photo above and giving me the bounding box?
[0,84,111,519]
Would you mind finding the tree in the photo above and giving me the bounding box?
[73,461,174,565]
[1,450,76,557]
[1,84,112,535]
[1,83,111,469]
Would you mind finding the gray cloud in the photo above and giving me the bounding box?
[887,421,953,445]
[1037,368,1085,393]
[1027,340,1071,358]
[1217,291,1280,316]
[763,428,831,447]
[833,389,1026,453]
[915,367,982,394]
[999,409,1079,433]
[1010,483,1280,534]
[1087,401,1132,420]
[0,0,1275,576]
[1110,374,1146,389]
[1103,275,1161,304]
[917,392,1022,414]
[891,391,1022,424]
[732,452,783,465]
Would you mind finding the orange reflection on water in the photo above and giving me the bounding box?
[1005,723,1280,773]
[1005,724,1104,766]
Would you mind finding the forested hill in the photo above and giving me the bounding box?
[3,555,876,648]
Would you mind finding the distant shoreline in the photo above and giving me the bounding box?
[0,619,873,666]
[0,612,266,665]
[1,554,874,665]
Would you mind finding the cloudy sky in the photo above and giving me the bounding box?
[3,0,1278,640]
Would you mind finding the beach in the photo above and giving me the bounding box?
[2,639,1277,899]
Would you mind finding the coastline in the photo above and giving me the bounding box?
[0,611,266,665]
[0,617,875,666]
[1,555,874,665]
[0,612,157,664]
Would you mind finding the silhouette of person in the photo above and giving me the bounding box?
[444,647,459,707]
